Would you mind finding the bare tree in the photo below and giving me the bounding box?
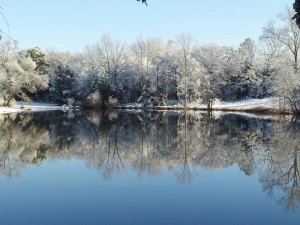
[261,7,300,72]
[0,7,12,41]
[261,7,300,112]
[98,34,128,88]
[176,33,194,108]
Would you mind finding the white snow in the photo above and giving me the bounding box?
[212,97,281,110]
[122,97,288,113]
[0,102,64,114]
[0,98,288,115]
[118,103,143,109]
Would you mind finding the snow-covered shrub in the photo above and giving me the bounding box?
[0,41,49,102]
[212,98,222,106]
[86,90,102,108]
[107,111,118,120]
[49,65,75,104]
[67,98,75,108]
[0,96,5,106]
[275,68,300,113]
[160,100,167,106]
[105,96,119,108]
[7,98,16,107]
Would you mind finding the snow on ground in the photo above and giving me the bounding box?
[212,97,280,110]
[0,102,64,114]
[118,103,143,109]
[0,98,288,115]
[0,107,22,114]
[189,97,284,112]
[120,97,288,113]
[188,97,283,111]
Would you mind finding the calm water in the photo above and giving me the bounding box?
[0,110,300,225]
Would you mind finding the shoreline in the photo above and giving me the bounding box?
[0,102,64,114]
[117,97,292,115]
[0,98,292,117]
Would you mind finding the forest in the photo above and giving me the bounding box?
[1,7,300,112]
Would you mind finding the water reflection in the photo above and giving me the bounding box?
[258,117,300,211]
[0,110,299,211]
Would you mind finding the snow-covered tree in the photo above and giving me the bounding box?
[257,31,284,98]
[193,44,230,108]
[155,41,178,103]
[129,37,163,105]
[175,33,196,108]
[131,37,152,105]
[46,51,78,104]
[223,38,259,100]
[26,47,49,75]
[97,34,128,98]
[237,38,259,98]
[0,41,48,105]
[261,7,300,72]
[50,65,76,103]
[260,7,300,112]
[71,49,104,105]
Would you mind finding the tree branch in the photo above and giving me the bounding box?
[137,0,148,6]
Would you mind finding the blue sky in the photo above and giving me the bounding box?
[0,0,294,52]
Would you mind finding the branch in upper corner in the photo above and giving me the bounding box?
[293,0,300,28]
[137,0,148,6]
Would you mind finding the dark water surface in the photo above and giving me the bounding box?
[0,110,300,225]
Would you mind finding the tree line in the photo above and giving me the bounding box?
[0,7,300,111]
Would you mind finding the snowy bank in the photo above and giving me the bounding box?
[120,98,291,114]
[0,102,64,114]
[212,98,281,111]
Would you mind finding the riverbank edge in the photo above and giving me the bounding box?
[0,98,293,116]
[0,102,65,114]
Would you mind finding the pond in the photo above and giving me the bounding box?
[0,110,300,225]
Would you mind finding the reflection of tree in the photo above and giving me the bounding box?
[0,119,20,177]
[100,125,126,180]
[0,113,50,176]
[0,110,263,180]
[259,117,300,211]
[176,112,194,184]
[3,109,300,211]
[176,145,194,184]
[50,112,76,152]
[132,113,163,179]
